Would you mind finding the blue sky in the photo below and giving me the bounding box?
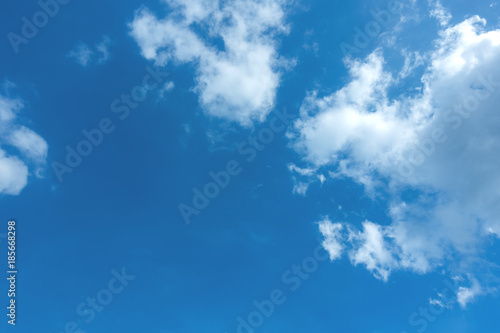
[1,0,500,332]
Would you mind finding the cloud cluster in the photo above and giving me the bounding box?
[0,89,48,195]
[129,0,291,125]
[319,216,490,308]
[293,16,500,296]
[318,217,444,281]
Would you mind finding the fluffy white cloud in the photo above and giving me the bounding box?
[0,92,48,195]
[294,15,500,299]
[8,126,48,162]
[129,0,290,125]
[0,151,28,195]
[318,219,344,260]
[347,221,398,282]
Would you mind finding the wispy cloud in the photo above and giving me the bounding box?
[429,0,452,26]
[67,35,111,67]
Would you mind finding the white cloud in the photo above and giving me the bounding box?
[288,163,320,195]
[288,163,316,176]
[0,91,48,195]
[318,218,344,260]
[429,298,445,308]
[67,36,111,67]
[292,181,309,196]
[0,96,21,123]
[67,42,94,67]
[317,174,326,183]
[0,150,28,195]
[429,0,452,26]
[95,36,111,64]
[457,278,483,308]
[159,81,175,98]
[8,126,48,162]
[294,15,500,301]
[347,221,398,282]
[129,0,291,125]
[319,219,434,281]
[398,50,425,79]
